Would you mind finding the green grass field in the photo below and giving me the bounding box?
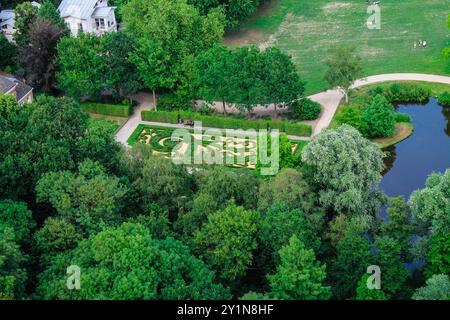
[225,0,450,95]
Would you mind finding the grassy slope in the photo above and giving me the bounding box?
[225,0,450,95]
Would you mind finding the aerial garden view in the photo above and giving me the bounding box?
[0,0,448,315]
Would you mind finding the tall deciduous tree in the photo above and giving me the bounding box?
[194,204,258,283]
[13,1,39,46]
[19,19,65,92]
[355,274,388,300]
[36,223,231,300]
[195,45,235,114]
[122,0,225,102]
[324,46,363,103]
[412,274,450,300]
[261,47,304,114]
[0,34,17,70]
[268,235,331,300]
[302,125,386,218]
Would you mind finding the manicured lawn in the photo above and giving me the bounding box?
[225,0,450,95]
[89,113,127,130]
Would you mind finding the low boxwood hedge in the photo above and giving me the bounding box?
[81,102,131,117]
[141,110,312,136]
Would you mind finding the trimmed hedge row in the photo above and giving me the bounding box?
[81,102,131,117]
[141,110,312,137]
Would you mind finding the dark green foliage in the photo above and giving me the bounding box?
[425,233,450,279]
[395,113,412,123]
[438,92,450,107]
[141,110,312,136]
[372,236,410,298]
[189,0,260,29]
[268,235,331,300]
[355,274,388,300]
[0,34,17,70]
[193,204,259,283]
[257,204,321,275]
[330,229,372,299]
[80,102,131,117]
[0,200,35,246]
[36,223,231,300]
[361,94,396,138]
[289,98,321,120]
[369,83,431,103]
[156,92,192,111]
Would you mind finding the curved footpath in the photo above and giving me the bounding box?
[115,73,450,144]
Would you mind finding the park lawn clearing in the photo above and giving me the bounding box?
[224,0,450,95]
[127,124,302,170]
[89,113,127,130]
[373,122,414,148]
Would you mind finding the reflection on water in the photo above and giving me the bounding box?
[380,98,450,199]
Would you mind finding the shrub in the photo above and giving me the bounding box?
[289,98,321,120]
[368,83,431,103]
[438,92,450,107]
[361,94,396,138]
[334,105,363,131]
[81,102,131,117]
[395,113,411,123]
[141,110,312,136]
[157,92,192,111]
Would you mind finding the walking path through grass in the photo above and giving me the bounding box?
[115,73,450,145]
[224,0,449,95]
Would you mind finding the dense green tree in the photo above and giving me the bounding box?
[261,47,304,113]
[330,228,372,299]
[424,233,450,279]
[412,274,450,300]
[302,125,386,218]
[36,223,230,299]
[268,235,331,300]
[34,217,81,258]
[194,204,258,283]
[36,160,127,235]
[257,204,321,275]
[0,227,28,300]
[0,96,89,198]
[0,200,35,245]
[361,94,396,138]
[130,155,193,214]
[324,46,363,103]
[122,0,225,98]
[240,291,272,300]
[258,168,316,213]
[355,274,388,300]
[0,34,17,70]
[195,45,235,114]
[409,169,449,236]
[18,19,65,92]
[56,34,105,99]
[372,236,410,298]
[13,1,39,46]
[102,31,143,100]
[37,0,66,29]
[379,197,414,261]
[127,203,172,240]
[76,118,123,173]
[230,46,266,114]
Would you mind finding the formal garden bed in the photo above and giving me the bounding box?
[128,124,302,170]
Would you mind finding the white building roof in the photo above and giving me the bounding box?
[58,0,99,20]
[0,9,15,21]
[92,6,114,18]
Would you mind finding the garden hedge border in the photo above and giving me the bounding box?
[141,110,312,137]
[81,102,131,118]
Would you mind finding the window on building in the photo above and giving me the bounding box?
[95,18,105,29]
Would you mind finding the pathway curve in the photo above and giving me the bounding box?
[115,73,450,144]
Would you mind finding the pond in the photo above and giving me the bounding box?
[380,98,450,199]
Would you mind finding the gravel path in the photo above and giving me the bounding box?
[115,73,450,144]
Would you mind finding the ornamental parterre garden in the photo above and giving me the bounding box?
[128,125,302,170]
